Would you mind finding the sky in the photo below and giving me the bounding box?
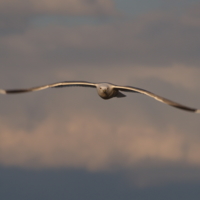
[0,0,200,199]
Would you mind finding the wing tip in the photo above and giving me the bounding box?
[195,109,200,114]
[0,89,6,94]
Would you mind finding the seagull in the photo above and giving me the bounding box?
[0,81,199,113]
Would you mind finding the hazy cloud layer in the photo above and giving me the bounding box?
[0,0,117,33]
[1,63,200,186]
[1,104,200,186]
[0,7,200,69]
[1,115,200,170]
[0,0,116,16]
[0,3,200,186]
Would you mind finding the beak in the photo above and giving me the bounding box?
[103,89,107,94]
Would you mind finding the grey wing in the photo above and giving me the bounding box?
[114,85,200,113]
[0,81,96,94]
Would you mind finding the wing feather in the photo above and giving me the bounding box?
[114,85,200,113]
[0,81,96,94]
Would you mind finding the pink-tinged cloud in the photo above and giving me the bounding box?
[1,112,200,171]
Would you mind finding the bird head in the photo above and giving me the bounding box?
[97,83,110,99]
[99,86,108,94]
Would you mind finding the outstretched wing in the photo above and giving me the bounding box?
[114,85,200,113]
[0,81,96,94]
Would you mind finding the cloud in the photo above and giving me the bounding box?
[0,0,117,33]
[1,3,200,186]
[0,0,116,16]
[1,63,200,186]
[1,6,200,68]
[0,113,199,170]
[1,110,200,189]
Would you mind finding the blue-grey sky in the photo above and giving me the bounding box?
[1,0,200,199]
[115,0,200,15]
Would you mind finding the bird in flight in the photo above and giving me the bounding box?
[0,81,199,113]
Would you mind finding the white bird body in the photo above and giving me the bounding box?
[0,81,199,113]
